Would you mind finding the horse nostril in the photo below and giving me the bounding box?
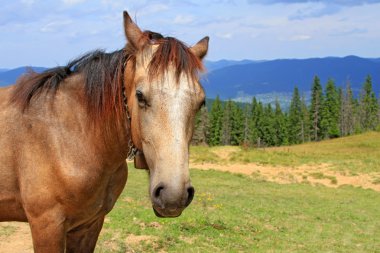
[185,186,195,207]
[154,185,165,198]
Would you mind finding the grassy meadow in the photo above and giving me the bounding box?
[95,132,380,253]
[190,131,380,174]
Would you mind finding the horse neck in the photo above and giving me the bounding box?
[91,105,130,167]
[100,115,131,163]
[59,75,130,167]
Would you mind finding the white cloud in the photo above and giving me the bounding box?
[21,0,35,5]
[289,3,341,20]
[278,34,312,41]
[173,15,194,25]
[216,32,233,39]
[137,4,169,16]
[289,34,311,41]
[62,0,87,5]
[40,20,73,33]
[329,28,367,37]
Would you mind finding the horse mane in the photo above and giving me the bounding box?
[11,31,204,128]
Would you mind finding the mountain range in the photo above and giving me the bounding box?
[0,67,47,87]
[1,56,379,104]
[203,56,380,102]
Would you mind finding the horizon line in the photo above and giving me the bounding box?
[1,54,379,69]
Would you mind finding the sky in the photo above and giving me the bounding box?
[0,0,380,68]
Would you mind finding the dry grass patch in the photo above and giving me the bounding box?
[125,234,158,246]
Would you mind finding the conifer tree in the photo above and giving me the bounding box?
[249,98,260,146]
[321,79,340,138]
[340,81,355,136]
[353,97,362,134]
[273,100,288,145]
[231,102,244,145]
[192,106,209,145]
[310,76,324,141]
[208,96,223,146]
[261,104,276,146]
[288,87,303,144]
[339,87,344,135]
[221,100,233,145]
[256,102,265,147]
[242,104,251,146]
[359,75,379,130]
[300,94,311,142]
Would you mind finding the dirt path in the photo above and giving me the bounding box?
[0,222,33,253]
[189,146,380,192]
[190,162,380,192]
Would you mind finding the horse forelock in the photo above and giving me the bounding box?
[139,32,205,84]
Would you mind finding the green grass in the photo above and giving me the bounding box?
[309,172,338,185]
[95,167,380,253]
[191,132,380,174]
[373,177,380,185]
[189,145,221,164]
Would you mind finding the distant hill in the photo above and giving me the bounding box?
[202,56,380,100]
[205,59,258,72]
[0,67,47,86]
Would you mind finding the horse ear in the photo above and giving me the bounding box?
[190,36,209,60]
[123,11,144,49]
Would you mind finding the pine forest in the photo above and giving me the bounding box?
[193,75,380,147]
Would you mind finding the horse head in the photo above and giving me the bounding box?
[122,11,209,217]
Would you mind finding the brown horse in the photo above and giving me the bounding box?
[0,11,208,252]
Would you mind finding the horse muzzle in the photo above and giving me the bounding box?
[153,206,183,218]
[151,182,195,218]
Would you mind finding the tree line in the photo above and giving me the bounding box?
[192,75,380,147]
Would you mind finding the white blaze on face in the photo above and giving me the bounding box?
[151,70,195,163]
[163,70,193,145]
[138,66,203,195]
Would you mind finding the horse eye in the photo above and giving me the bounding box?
[136,90,147,107]
[136,90,144,101]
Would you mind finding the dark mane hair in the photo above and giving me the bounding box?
[11,31,204,127]
[11,49,126,125]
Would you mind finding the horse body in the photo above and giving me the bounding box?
[0,75,128,251]
[0,11,208,252]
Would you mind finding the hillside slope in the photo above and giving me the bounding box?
[191,131,380,174]
[190,131,380,191]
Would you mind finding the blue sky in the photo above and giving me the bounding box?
[0,0,380,68]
